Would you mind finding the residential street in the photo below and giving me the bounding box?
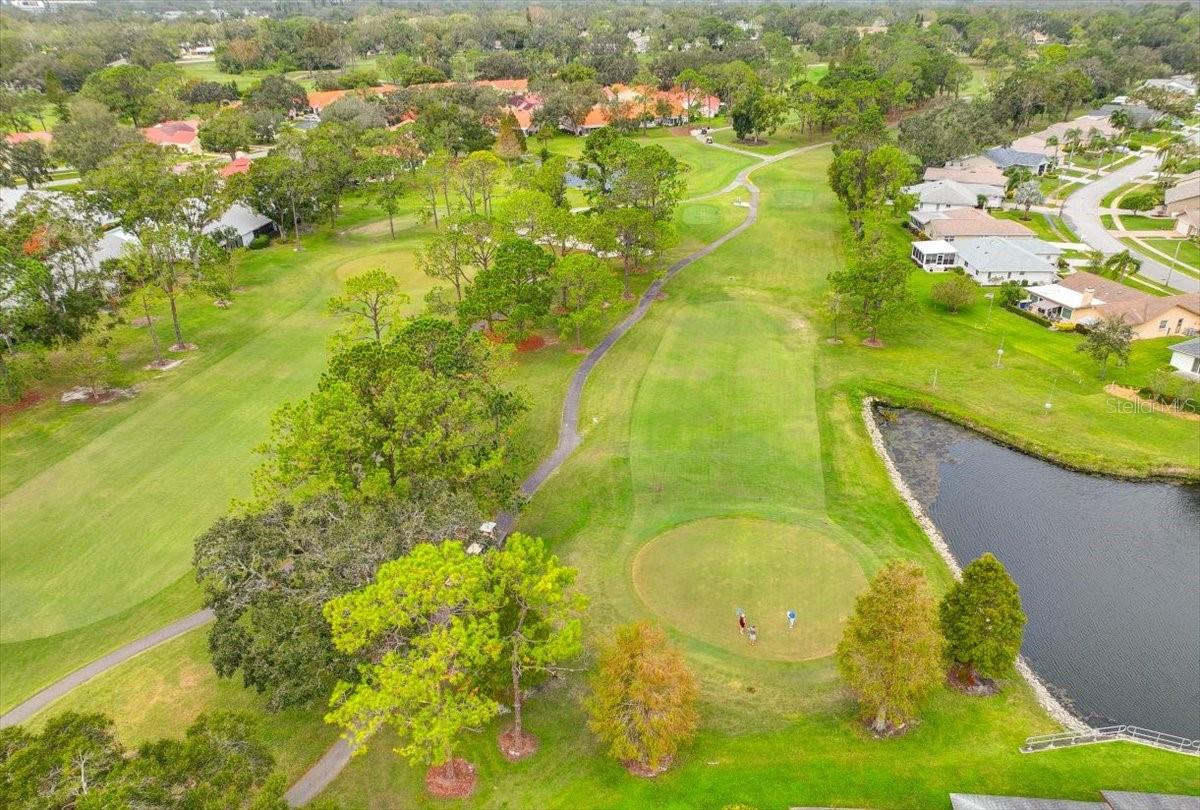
[1061,153,1199,293]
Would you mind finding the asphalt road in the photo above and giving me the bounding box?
[1060,154,1198,293]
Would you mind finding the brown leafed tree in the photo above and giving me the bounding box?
[836,560,944,735]
[585,622,698,776]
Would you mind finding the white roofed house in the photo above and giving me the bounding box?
[910,240,959,272]
[1168,338,1200,378]
[954,236,1062,286]
[205,203,275,248]
[904,179,1005,212]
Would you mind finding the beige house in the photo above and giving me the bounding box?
[924,156,1007,186]
[1024,271,1200,339]
[1165,170,1199,236]
[909,206,1035,240]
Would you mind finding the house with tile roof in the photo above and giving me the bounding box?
[910,206,1036,240]
[924,159,1008,187]
[141,119,201,153]
[1024,270,1200,339]
[5,131,53,147]
[985,146,1053,175]
[1165,170,1200,236]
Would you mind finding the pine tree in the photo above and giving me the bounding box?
[836,561,943,734]
[585,622,698,775]
[495,112,525,162]
[324,542,502,797]
[487,534,585,759]
[939,553,1026,687]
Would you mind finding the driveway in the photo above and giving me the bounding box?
[1060,154,1198,293]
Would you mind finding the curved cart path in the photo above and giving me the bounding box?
[0,135,823,803]
[288,139,823,806]
[0,609,215,728]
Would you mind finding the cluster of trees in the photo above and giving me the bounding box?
[409,128,683,348]
[0,711,288,808]
[837,554,1027,734]
[0,141,242,401]
[825,109,920,346]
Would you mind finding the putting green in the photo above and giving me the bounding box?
[631,517,867,661]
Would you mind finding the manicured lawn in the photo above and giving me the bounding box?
[712,119,825,155]
[1101,181,1155,210]
[802,62,829,83]
[1118,215,1178,231]
[1143,237,1200,271]
[632,517,866,661]
[961,58,998,96]
[0,135,754,711]
[1102,214,1117,229]
[993,210,1075,242]
[175,57,382,92]
[320,149,1199,808]
[543,129,755,199]
[24,627,337,784]
[1119,238,1200,281]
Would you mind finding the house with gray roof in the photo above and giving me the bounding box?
[954,236,1061,286]
[904,179,1005,212]
[949,790,1200,810]
[985,147,1053,176]
[1169,337,1200,378]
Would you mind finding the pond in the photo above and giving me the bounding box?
[876,407,1200,738]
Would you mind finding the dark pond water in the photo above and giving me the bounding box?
[876,407,1200,738]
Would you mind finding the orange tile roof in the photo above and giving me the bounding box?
[581,105,610,128]
[505,105,534,130]
[475,78,528,92]
[306,85,398,110]
[141,119,200,146]
[219,156,251,177]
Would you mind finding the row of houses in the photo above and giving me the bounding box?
[904,111,1200,341]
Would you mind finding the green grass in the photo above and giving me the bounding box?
[1118,214,1179,232]
[0,133,756,711]
[1142,237,1200,271]
[9,140,1198,807]
[960,58,998,96]
[320,149,1198,808]
[1101,181,1155,210]
[24,627,337,784]
[993,210,1075,242]
[1118,238,1200,281]
[712,119,824,155]
[543,130,754,199]
[175,57,381,93]
[1102,214,1117,229]
[802,63,829,83]
[632,517,866,661]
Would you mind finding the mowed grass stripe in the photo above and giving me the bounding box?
[628,297,826,527]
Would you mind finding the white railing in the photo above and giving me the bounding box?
[1021,725,1200,756]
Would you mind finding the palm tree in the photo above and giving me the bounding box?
[1084,249,1108,275]
[1045,134,1059,162]
[1104,250,1142,281]
[1109,108,1131,140]
[1064,127,1082,166]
